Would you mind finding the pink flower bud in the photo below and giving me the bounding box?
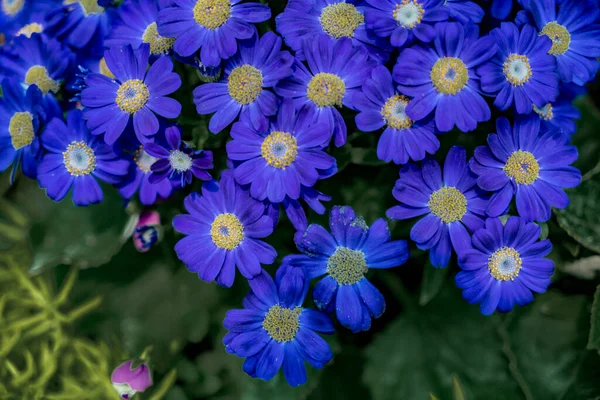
[133,210,161,252]
[111,361,153,399]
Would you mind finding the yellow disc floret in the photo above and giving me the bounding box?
[428,187,467,223]
[541,21,570,56]
[16,22,44,38]
[99,57,115,79]
[503,150,539,185]
[116,79,149,114]
[134,145,157,173]
[503,54,532,86]
[307,73,346,107]
[227,65,263,105]
[533,103,553,120]
[327,247,368,285]
[63,141,96,176]
[393,0,424,29]
[211,213,244,250]
[488,247,522,281]
[430,57,469,95]
[64,0,104,16]
[193,0,231,30]
[261,131,298,169]
[381,95,413,130]
[142,22,175,54]
[25,65,60,94]
[2,0,25,16]
[319,2,364,39]
[262,305,302,343]
[9,112,34,150]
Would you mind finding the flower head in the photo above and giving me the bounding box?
[387,146,489,267]
[478,22,560,114]
[522,0,600,85]
[193,32,293,134]
[0,0,55,38]
[223,268,333,386]
[456,217,554,315]
[470,116,581,222]
[352,65,439,164]
[173,172,276,287]
[286,206,409,332]
[275,34,376,147]
[111,360,153,399]
[531,83,582,135]
[394,22,496,132]
[276,0,391,62]
[81,44,182,145]
[132,210,161,252]
[144,125,213,187]
[363,0,450,48]
[442,0,484,24]
[227,100,336,203]
[37,110,129,206]
[157,0,271,66]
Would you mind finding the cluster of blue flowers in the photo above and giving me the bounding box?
[1,0,598,388]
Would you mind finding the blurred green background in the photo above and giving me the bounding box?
[2,26,600,400]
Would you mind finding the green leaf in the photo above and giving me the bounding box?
[573,96,600,176]
[419,263,449,306]
[588,285,600,351]
[555,179,600,254]
[452,375,466,400]
[350,147,387,166]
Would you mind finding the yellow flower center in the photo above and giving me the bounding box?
[63,141,96,176]
[9,112,34,150]
[227,64,263,105]
[262,305,302,343]
[428,186,467,223]
[307,73,346,107]
[381,94,413,130]
[25,65,60,94]
[393,0,424,29]
[541,21,570,56]
[116,79,149,114]
[142,22,175,54]
[211,213,244,250]
[2,0,24,16]
[327,247,368,285]
[430,57,469,95]
[503,150,539,185]
[134,146,157,173]
[503,54,532,86]
[260,131,298,169]
[319,2,364,39]
[64,0,104,16]
[16,22,44,38]
[488,247,522,281]
[533,103,553,120]
[193,0,231,30]
[99,57,115,79]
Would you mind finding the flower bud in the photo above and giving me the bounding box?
[133,210,161,252]
[111,361,153,399]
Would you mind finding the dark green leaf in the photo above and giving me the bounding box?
[419,263,449,306]
[556,179,600,254]
[350,147,387,166]
[588,285,600,351]
[573,97,600,176]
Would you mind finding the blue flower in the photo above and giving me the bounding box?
[105,0,175,57]
[227,100,335,203]
[470,116,581,223]
[173,172,277,287]
[223,268,333,386]
[193,32,294,134]
[522,0,600,85]
[144,125,213,187]
[286,206,409,332]
[45,0,112,50]
[0,33,74,95]
[531,83,582,135]
[81,44,182,145]
[456,217,554,315]
[387,146,489,268]
[363,0,450,48]
[117,131,174,206]
[393,22,496,132]
[0,0,56,37]
[276,0,391,62]
[478,22,559,114]
[282,186,333,233]
[275,34,376,147]
[157,0,271,66]
[352,65,439,164]
[442,0,484,24]
[37,110,130,206]
[0,78,43,183]
[486,0,517,20]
